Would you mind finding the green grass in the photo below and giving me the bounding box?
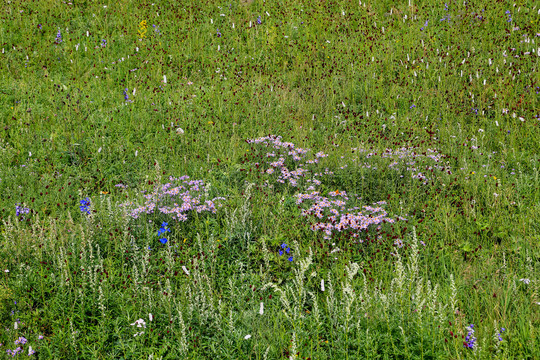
[0,0,539,358]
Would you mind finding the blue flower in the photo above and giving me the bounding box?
[79,198,91,215]
[285,247,290,254]
[288,256,293,262]
[281,243,287,249]
[257,16,262,25]
[279,250,283,256]
[217,29,222,37]
[157,222,171,244]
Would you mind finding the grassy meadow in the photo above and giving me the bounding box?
[0,0,539,358]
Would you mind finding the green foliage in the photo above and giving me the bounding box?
[0,0,538,358]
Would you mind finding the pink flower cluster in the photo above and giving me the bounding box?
[247,135,328,187]
[295,191,395,240]
[248,135,403,242]
[119,176,225,222]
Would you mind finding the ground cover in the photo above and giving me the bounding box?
[0,0,539,358]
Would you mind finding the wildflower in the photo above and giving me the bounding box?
[37,24,42,29]
[279,249,283,256]
[55,29,62,44]
[259,302,264,315]
[420,20,428,31]
[288,256,293,262]
[79,198,91,215]
[14,337,27,345]
[257,16,262,25]
[216,28,222,37]
[176,127,184,135]
[321,279,325,292]
[101,39,107,47]
[519,278,530,285]
[123,88,130,101]
[15,203,30,217]
[158,222,171,242]
[149,313,153,322]
[28,346,35,355]
[244,334,251,340]
[410,104,416,109]
[38,335,43,340]
[130,319,146,328]
[464,324,477,349]
[182,266,190,276]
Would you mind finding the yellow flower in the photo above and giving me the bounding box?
[493,176,497,180]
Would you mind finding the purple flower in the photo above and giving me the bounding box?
[101,39,107,47]
[410,104,416,109]
[14,337,27,345]
[15,203,30,217]
[257,16,262,25]
[420,20,428,31]
[464,324,476,349]
[37,24,42,29]
[216,28,222,37]
[55,29,62,44]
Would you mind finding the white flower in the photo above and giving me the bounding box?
[244,334,252,340]
[478,128,484,133]
[4,269,8,273]
[14,322,18,329]
[182,266,190,276]
[130,319,146,328]
[176,128,184,135]
[259,302,264,315]
[149,313,153,322]
[520,278,531,285]
[321,279,325,292]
